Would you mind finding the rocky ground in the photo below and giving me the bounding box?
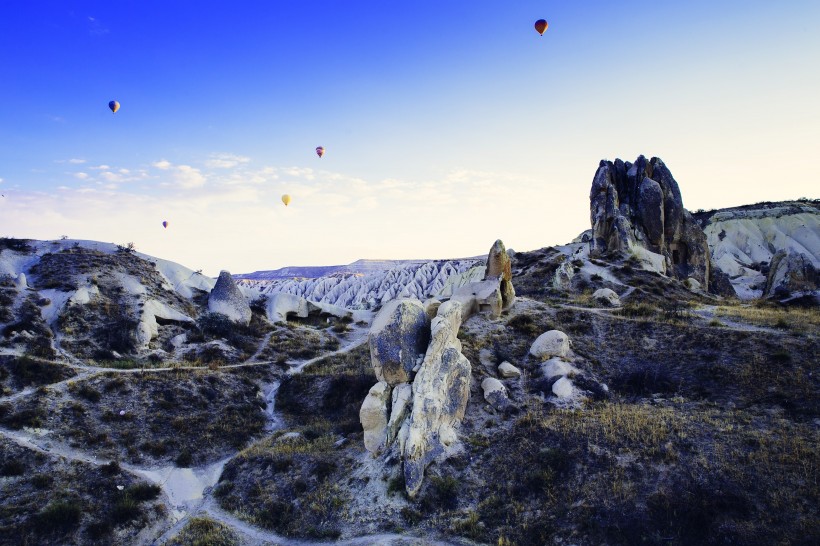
[0,237,818,545]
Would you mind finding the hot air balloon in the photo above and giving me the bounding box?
[315,146,325,158]
[162,221,168,229]
[109,100,120,113]
[282,194,292,206]
[534,19,548,35]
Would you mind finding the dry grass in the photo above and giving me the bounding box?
[715,304,820,334]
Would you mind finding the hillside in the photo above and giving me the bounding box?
[1,156,818,545]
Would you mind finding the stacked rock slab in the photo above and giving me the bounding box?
[208,270,252,325]
[589,155,711,288]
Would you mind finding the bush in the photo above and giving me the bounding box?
[36,500,83,533]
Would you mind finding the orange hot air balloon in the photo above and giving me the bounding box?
[281,194,292,206]
[315,146,325,158]
[534,19,548,35]
[109,100,120,113]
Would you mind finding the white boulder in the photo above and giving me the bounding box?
[497,361,521,378]
[360,382,392,454]
[530,330,571,359]
[592,288,621,307]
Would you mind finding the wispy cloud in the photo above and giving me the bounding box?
[73,172,89,180]
[205,153,250,169]
[173,165,206,189]
[87,16,109,36]
[152,160,172,170]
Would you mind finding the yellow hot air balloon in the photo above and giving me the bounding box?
[281,194,292,206]
[534,19,548,35]
[109,100,120,113]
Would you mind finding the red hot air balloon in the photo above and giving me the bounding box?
[316,146,325,158]
[534,19,549,35]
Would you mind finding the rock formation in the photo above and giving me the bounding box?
[763,250,818,299]
[484,239,515,311]
[589,155,711,288]
[208,270,252,325]
[368,299,431,385]
[530,330,570,359]
[359,240,517,497]
[592,288,620,307]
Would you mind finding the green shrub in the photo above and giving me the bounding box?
[36,500,83,533]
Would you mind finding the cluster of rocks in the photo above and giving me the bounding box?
[360,240,515,497]
[529,329,607,406]
[589,155,711,289]
[763,250,819,301]
[207,270,355,326]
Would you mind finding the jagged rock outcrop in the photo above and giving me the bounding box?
[239,259,481,310]
[695,201,820,299]
[208,270,252,325]
[403,338,472,497]
[763,250,818,299]
[485,240,515,311]
[265,292,356,324]
[368,299,431,385]
[360,240,517,498]
[589,155,711,288]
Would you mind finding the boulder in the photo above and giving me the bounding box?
[266,292,310,323]
[481,377,510,412]
[360,382,392,454]
[541,357,579,379]
[589,155,711,289]
[763,250,818,299]
[368,299,431,385]
[592,288,620,307]
[208,270,252,325]
[552,376,575,399]
[497,361,521,379]
[530,330,570,359]
[684,277,702,291]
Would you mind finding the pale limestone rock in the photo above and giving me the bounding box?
[386,382,412,447]
[402,296,475,498]
[369,299,431,385]
[530,330,570,359]
[265,292,309,323]
[552,376,575,398]
[360,381,392,454]
[208,270,252,325]
[592,288,621,307]
[481,377,510,412]
[423,298,442,320]
[684,278,702,291]
[453,279,502,319]
[541,357,579,379]
[497,361,521,378]
[137,298,195,348]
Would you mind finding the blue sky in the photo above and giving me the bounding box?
[1,1,818,275]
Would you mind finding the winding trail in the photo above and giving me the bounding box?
[0,315,464,545]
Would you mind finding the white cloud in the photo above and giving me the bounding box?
[100,171,122,183]
[65,158,86,164]
[90,164,110,170]
[73,172,89,180]
[173,165,206,189]
[205,153,251,169]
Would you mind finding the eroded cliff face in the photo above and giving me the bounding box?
[590,155,711,289]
